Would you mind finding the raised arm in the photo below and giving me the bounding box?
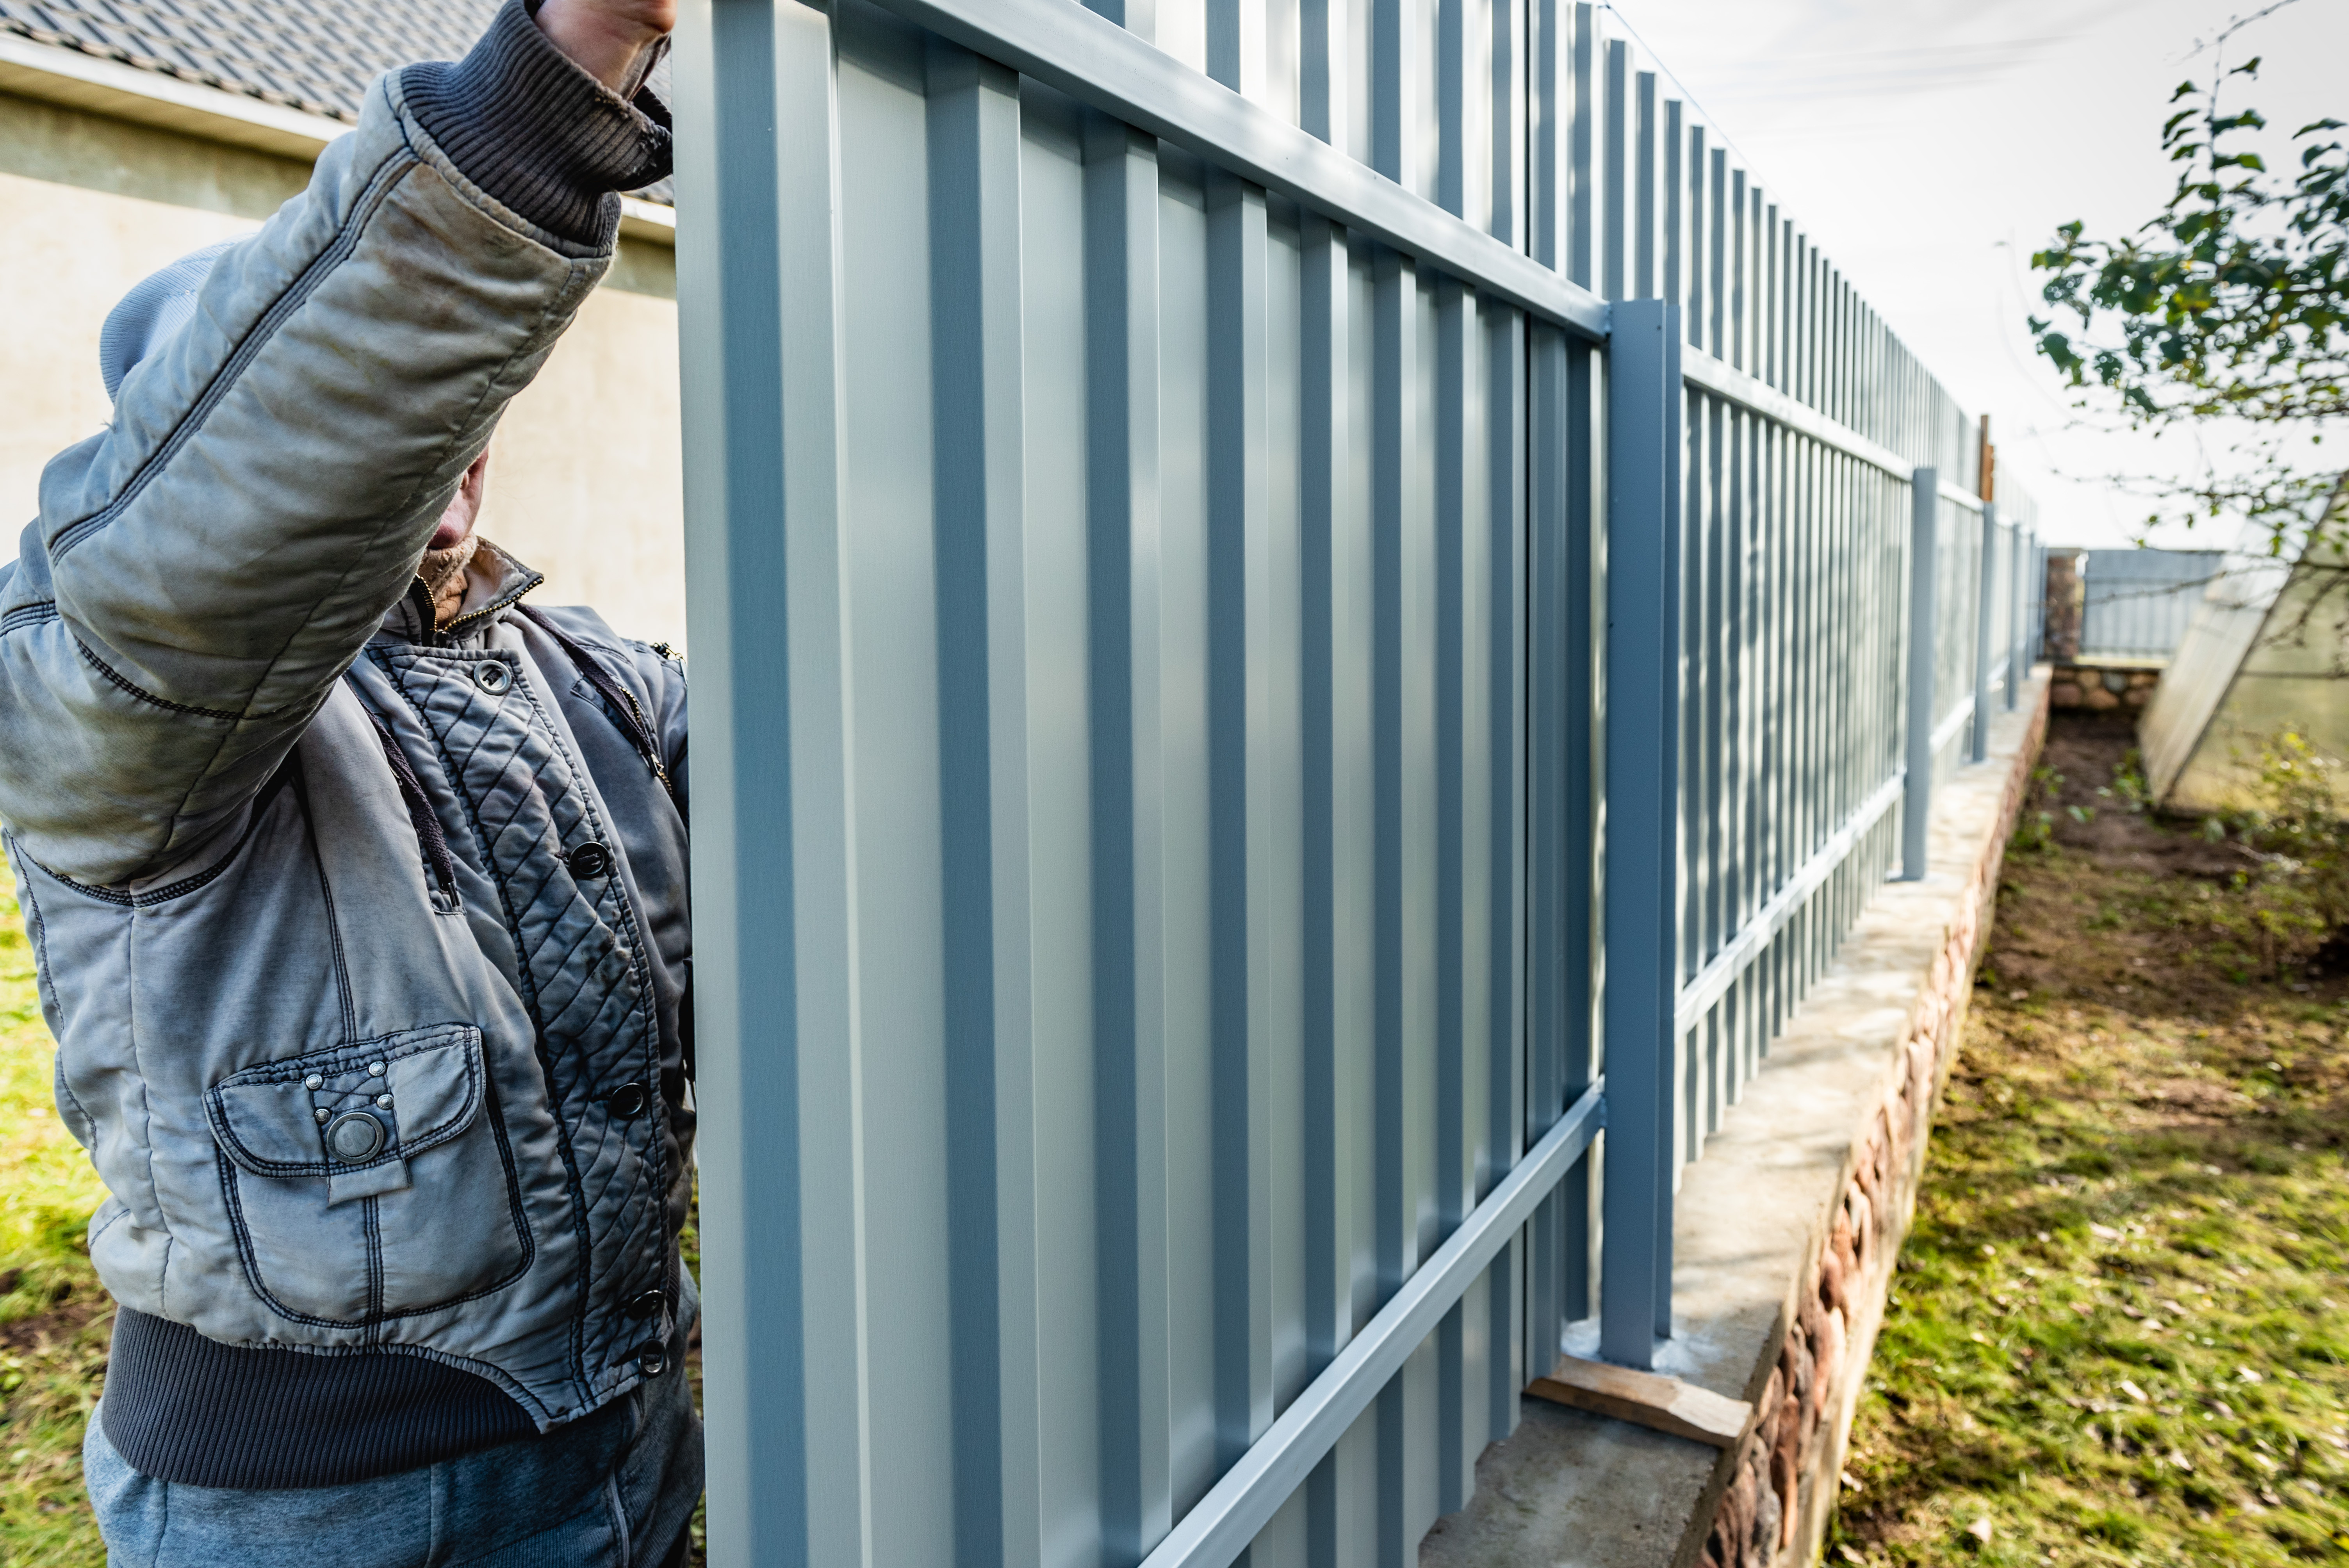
[0,0,672,887]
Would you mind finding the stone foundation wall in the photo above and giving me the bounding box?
[1697,688,2050,1568]
[2048,662,2160,713]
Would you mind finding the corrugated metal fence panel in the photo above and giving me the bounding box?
[674,0,2019,1562]
[678,2,1556,1561]
[1667,392,1912,1171]
[2081,548,2224,660]
[1643,70,1985,1187]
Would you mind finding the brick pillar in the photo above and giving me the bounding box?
[2042,549,2085,662]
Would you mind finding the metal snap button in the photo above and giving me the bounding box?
[626,1288,665,1320]
[314,1107,330,1124]
[325,1111,387,1162]
[375,1093,394,1110]
[367,1060,386,1079]
[604,1081,649,1118]
[637,1341,667,1378]
[566,841,612,879]
[474,661,512,695]
[304,1074,324,1091]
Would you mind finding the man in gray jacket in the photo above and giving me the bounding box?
[0,0,700,1561]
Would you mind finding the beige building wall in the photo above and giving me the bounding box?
[0,90,688,652]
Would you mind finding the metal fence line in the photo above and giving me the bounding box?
[673,0,2048,1557]
[2078,548,2224,660]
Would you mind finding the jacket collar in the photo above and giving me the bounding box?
[382,540,545,644]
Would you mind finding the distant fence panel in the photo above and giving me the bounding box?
[674,1,2038,1563]
[2080,548,2223,660]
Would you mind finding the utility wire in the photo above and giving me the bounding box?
[1594,2,1795,226]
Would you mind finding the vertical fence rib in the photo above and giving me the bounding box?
[1207,166,1276,1480]
[926,42,1044,1568]
[1371,239,1418,1568]
[1085,112,1174,1568]
[1298,207,1359,1568]
[1567,1,1594,288]
[1432,271,1471,1514]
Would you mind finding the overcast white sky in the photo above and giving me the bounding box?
[1601,0,2345,548]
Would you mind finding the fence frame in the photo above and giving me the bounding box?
[673,0,2036,1559]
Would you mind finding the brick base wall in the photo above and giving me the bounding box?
[1698,687,2050,1568]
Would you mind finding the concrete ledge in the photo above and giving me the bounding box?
[1423,672,2052,1568]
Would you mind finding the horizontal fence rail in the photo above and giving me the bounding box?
[674,0,2046,1561]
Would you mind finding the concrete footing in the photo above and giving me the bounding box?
[1422,673,2051,1568]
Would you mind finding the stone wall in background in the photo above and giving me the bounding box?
[2048,662,2162,712]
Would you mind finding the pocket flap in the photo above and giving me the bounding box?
[205,1023,485,1178]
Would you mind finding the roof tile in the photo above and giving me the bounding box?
[0,0,672,204]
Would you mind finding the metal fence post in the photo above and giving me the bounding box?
[1599,298,1680,1368]
[1901,469,1938,881]
[1971,501,1996,763]
[2027,534,2046,666]
[2005,513,2024,712]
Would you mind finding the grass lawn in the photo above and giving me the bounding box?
[1832,713,2349,1565]
[0,882,109,1564]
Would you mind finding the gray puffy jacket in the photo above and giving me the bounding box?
[0,30,691,1438]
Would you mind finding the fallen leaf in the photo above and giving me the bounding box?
[2120,1379,2149,1402]
[1966,1516,1993,1545]
[2238,1367,2264,1384]
[2091,1223,2124,1241]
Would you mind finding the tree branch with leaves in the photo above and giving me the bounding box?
[2030,13,2344,551]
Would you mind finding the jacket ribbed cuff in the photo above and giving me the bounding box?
[399,0,673,249]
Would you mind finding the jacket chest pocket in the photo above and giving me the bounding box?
[205,1023,532,1327]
